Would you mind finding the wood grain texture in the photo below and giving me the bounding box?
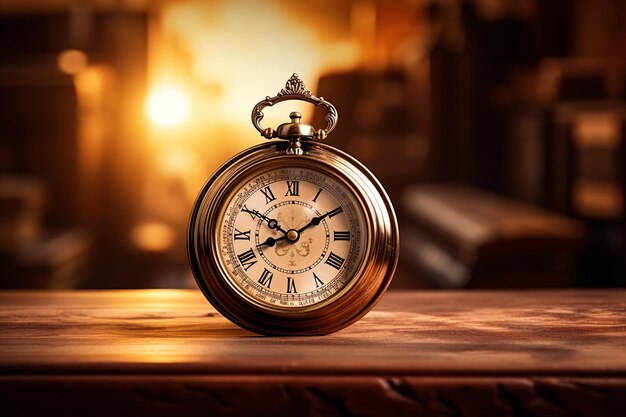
[0,290,625,416]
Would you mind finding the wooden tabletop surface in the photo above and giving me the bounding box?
[1,289,625,376]
[1,289,625,416]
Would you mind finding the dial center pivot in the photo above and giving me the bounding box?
[287,229,299,242]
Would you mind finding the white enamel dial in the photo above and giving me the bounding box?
[219,167,366,308]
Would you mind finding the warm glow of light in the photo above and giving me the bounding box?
[57,49,88,75]
[131,221,175,251]
[161,0,359,128]
[145,86,190,128]
[161,150,192,174]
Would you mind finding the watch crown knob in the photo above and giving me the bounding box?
[276,112,314,140]
[289,112,302,123]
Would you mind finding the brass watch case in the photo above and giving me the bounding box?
[187,140,399,335]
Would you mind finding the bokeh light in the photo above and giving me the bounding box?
[57,49,88,75]
[145,86,190,128]
[131,221,176,252]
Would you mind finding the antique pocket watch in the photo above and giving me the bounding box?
[187,74,399,335]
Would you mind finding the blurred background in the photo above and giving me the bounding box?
[1,0,624,290]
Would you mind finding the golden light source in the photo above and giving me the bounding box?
[145,86,190,128]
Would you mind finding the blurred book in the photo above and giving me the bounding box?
[313,70,427,200]
[0,177,44,252]
[0,177,89,288]
[402,184,584,288]
[570,111,623,219]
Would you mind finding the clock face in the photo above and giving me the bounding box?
[218,167,367,309]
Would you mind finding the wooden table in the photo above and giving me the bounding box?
[1,290,625,416]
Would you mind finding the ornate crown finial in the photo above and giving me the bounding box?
[277,74,312,97]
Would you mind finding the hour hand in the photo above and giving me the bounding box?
[257,235,288,248]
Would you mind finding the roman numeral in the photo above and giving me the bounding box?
[333,231,350,241]
[237,249,257,271]
[234,228,251,240]
[328,206,344,218]
[260,186,276,204]
[312,188,322,202]
[313,273,324,288]
[242,204,257,220]
[258,268,273,288]
[285,181,300,196]
[325,252,345,270]
[286,276,297,293]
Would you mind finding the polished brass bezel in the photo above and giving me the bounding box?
[187,140,399,335]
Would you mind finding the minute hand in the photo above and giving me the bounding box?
[243,207,289,235]
[297,212,330,234]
